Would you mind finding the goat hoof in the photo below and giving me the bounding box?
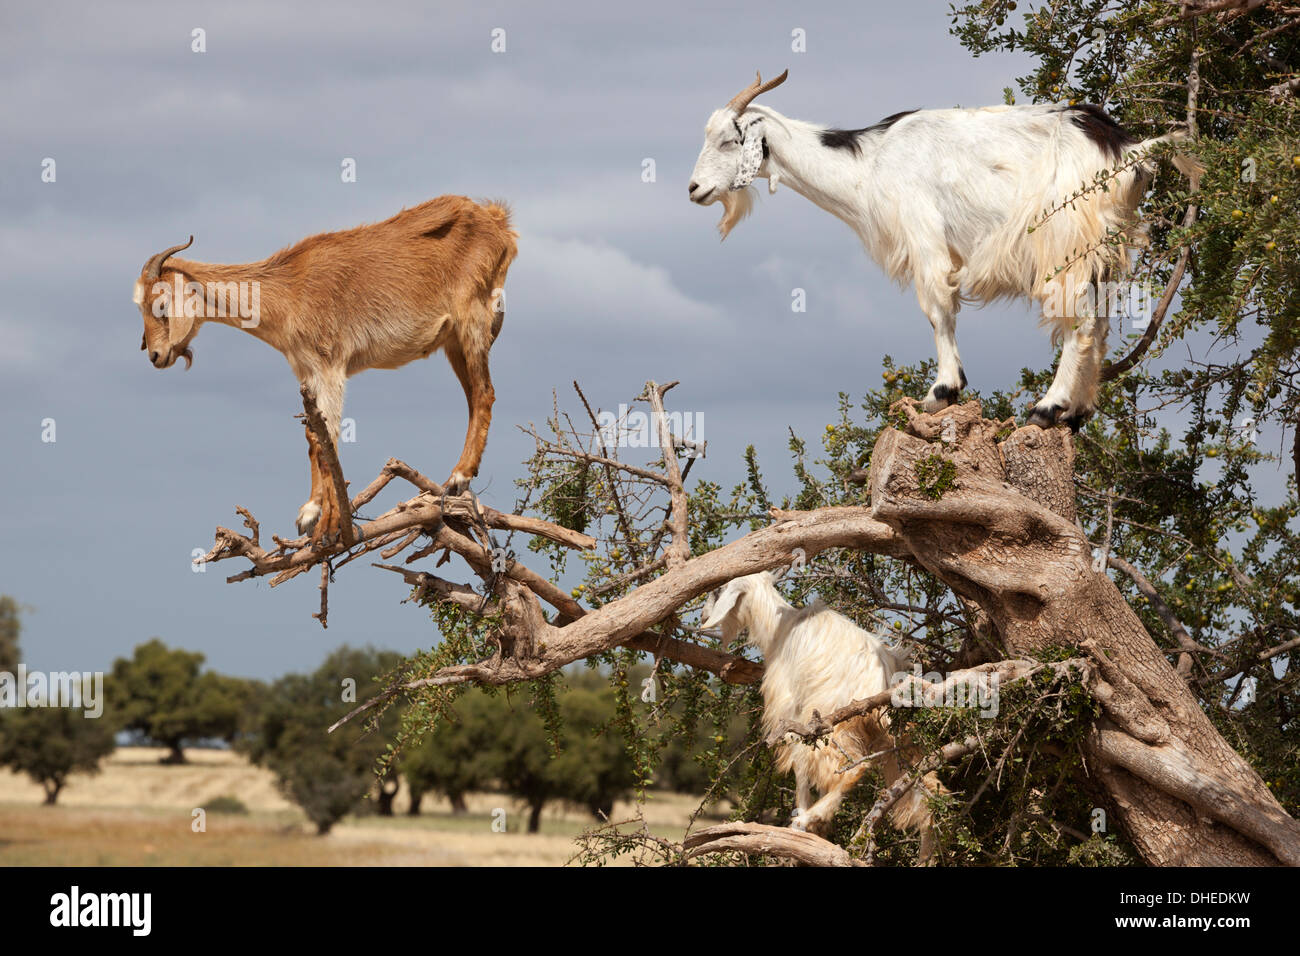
[1061,407,1094,433]
[789,816,808,833]
[445,470,472,495]
[1026,403,1063,429]
[296,500,321,535]
[924,384,962,412]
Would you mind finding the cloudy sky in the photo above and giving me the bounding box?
[1,1,1272,681]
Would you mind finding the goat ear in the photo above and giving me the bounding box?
[731,119,765,189]
[166,275,197,346]
[700,587,744,637]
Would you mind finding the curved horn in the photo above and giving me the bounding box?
[144,236,194,282]
[726,69,788,116]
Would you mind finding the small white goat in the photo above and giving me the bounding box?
[701,570,943,863]
[134,196,517,542]
[689,70,1200,429]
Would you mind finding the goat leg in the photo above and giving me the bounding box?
[311,478,341,546]
[444,317,496,494]
[297,424,324,535]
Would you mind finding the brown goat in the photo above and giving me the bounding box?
[134,196,518,542]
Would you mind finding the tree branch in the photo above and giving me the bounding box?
[683,822,861,867]
[769,659,1087,747]
[1101,33,1201,382]
[1090,721,1300,866]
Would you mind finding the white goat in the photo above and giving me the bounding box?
[689,70,1201,429]
[701,570,943,863]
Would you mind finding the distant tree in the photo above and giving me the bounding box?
[491,700,560,833]
[463,678,635,833]
[109,639,245,763]
[226,675,268,748]
[0,596,115,805]
[0,706,116,804]
[549,685,636,819]
[0,596,22,672]
[243,646,404,835]
[403,690,500,815]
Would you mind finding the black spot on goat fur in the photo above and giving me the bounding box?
[1061,407,1094,433]
[1063,104,1137,161]
[819,110,919,154]
[1026,403,1063,430]
[931,383,962,406]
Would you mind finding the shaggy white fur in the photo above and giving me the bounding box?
[701,571,943,863]
[690,79,1201,428]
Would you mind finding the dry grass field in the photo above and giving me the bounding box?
[0,747,717,866]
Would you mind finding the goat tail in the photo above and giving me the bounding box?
[480,197,510,223]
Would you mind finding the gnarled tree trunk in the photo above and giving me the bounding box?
[868,401,1300,866]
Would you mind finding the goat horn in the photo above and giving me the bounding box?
[144,236,194,282]
[726,69,789,115]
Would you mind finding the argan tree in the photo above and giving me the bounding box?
[0,596,22,672]
[0,706,118,805]
[403,689,497,815]
[0,600,116,805]
[109,639,245,763]
[202,0,1299,866]
[242,646,404,835]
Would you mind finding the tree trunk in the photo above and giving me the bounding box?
[43,781,62,805]
[867,400,1300,866]
[160,742,186,765]
[376,775,398,817]
[528,800,544,833]
[407,791,424,816]
[449,792,468,815]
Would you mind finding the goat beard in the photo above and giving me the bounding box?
[717,186,757,240]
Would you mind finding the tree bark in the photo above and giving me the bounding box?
[867,400,1300,865]
[376,773,399,816]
